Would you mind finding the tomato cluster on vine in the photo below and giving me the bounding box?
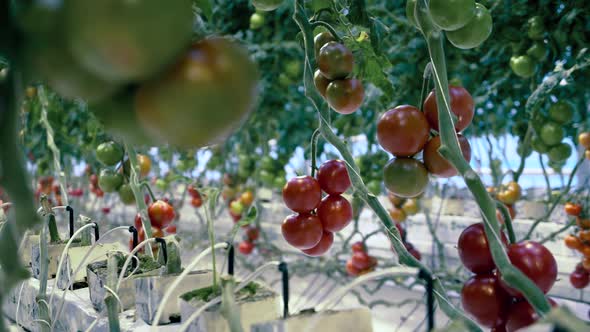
[509,16,548,79]
[563,201,590,289]
[525,101,577,172]
[313,32,364,115]
[346,242,378,277]
[281,159,352,256]
[487,181,521,222]
[238,226,260,256]
[187,184,203,209]
[378,86,474,198]
[130,208,176,253]
[458,223,558,331]
[578,132,590,160]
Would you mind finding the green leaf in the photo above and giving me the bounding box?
[193,0,212,20]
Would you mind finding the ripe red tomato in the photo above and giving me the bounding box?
[239,241,255,255]
[135,38,258,148]
[246,227,259,242]
[325,79,364,114]
[317,42,353,80]
[302,231,334,257]
[461,273,509,328]
[351,251,373,270]
[500,241,558,297]
[165,224,177,234]
[458,223,507,274]
[423,86,474,132]
[191,196,203,208]
[281,213,323,250]
[102,207,111,214]
[351,241,365,253]
[405,242,422,261]
[564,202,582,216]
[377,105,430,157]
[317,159,351,195]
[564,234,582,250]
[383,158,429,198]
[570,270,590,289]
[187,184,200,198]
[317,195,353,232]
[505,298,557,332]
[346,260,361,276]
[423,134,471,178]
[148,199,176,229]
[152,227,164,238]
[282,176,322,213]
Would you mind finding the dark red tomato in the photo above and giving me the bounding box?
[423,134,472,178]
[314,32,335,59]
[246,227,260,242]
[325,78,364,114]
[491,324,507,332]
[351,241,365,253]
[134,213,144,230]
[317,159,351,195]
[383,158,429,198]
[423,86,474,132]
[302,231,334,257]
[187,184,200,198]
[377,105,430,157]
[505,298,557,332]
[148,199,176,229]
[102,207,111,214]
[165,224,177,234]
[317,42,353,80]
[281,213,323,250]
[90,174,99,186]
[314,70,330,98]
[239,241,255,255]
[500,241,558,297]
[458,223,507,274]
[406,243,422,261]
[282,176,322,213]
[570,270,590,289]
[317,195,353,232]
[351,251,373,270]
[461,274,509,328]
[346,260,361,276]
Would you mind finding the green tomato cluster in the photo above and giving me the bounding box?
[95,140,140,204]
[529,101,576,171]
[510,16,548,78]
[407,0,493,49]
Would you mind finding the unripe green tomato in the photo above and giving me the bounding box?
[250,12,265,30]
[366,180,381,195]
[273,177,286,189]
[539,122,564,146]
[445,3,492,49]
[285,60,302,79]
[155,178,168,191]
[548,143,572,162]
[96,141,124,166]
[527,41,548,61]
[531,135,549,154]
[98,169,123,193]
[259,170,274,184]
[428,0,476,31]
[510,55,535,78]
[118,183,135,205]
[548,101,574,124]
[278,73,293,87]
[527,16,544,40]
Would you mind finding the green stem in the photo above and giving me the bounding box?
[539,219,576,244]
[105,253,121,332]
[47,213,61,244]
[309,21,342,41]
[140,181,157,202]
[512,125,533,183]
[310,128,321,177]
[38,86,69,206]
[206,189,219,289]
[415,0,550,316]
[292,1,478,329]
[496,201,516,244]
[124,145,153,255]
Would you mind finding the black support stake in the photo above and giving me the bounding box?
[418,269,435,331]
[66,206,74,238]
[227,242,235,276]
[278,262,289,319]
[154,238,168,265]
[92,222,100,242]
[128,226,139,269]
